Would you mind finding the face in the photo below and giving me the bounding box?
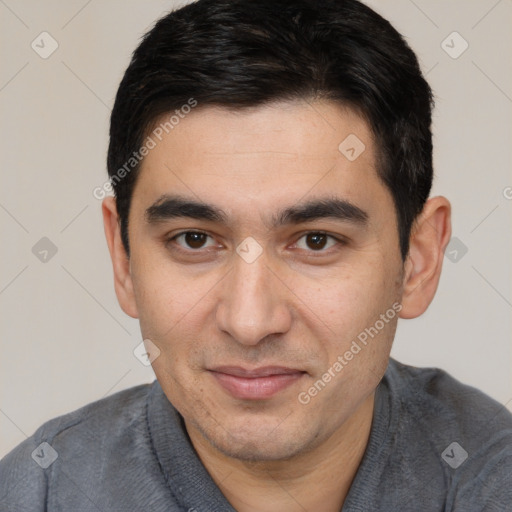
[122,100,405,461]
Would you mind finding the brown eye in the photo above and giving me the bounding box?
[294,232,339,252]
[184,232,207,248]
[305,233,328,250]
[174,231,215,250]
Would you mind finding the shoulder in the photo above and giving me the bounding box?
[387,358,512,434]
[386,359,512,510]
[0,383,153,509]
[33,382,152,444]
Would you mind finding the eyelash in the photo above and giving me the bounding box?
[166,230,346,255]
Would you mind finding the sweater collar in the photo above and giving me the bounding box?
[147,381,237,511]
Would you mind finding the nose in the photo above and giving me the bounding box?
[215,249,292,346]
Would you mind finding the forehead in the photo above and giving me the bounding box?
[132,100,392,225]
[146,100,374,165]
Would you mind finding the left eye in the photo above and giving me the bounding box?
[173,231,217,250]
[294,232,339,251]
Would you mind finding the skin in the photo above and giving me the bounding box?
[103,100,451,511]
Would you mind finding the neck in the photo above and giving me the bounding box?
[186,393,375,512]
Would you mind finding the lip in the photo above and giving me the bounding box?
[209,366,306,400]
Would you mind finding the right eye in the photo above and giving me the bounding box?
[170,231,218,250]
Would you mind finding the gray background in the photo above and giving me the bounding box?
[1,0,511,458]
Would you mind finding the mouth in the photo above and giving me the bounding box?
[208,366,307,400]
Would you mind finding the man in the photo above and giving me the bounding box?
[1,0,511,510]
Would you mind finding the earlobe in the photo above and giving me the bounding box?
[399,196,451,319]
[102,197,139,319]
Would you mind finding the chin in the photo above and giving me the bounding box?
[196,417,317,462]
[214,437,305,462]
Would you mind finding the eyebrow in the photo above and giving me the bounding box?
[145,194,368,227]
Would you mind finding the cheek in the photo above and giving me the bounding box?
[129,253,227,394]
[130,247,217,336]
[294,257,396,335]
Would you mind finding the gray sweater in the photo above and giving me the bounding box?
[1,358,511,511]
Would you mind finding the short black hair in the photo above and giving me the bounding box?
[107,0,434,259]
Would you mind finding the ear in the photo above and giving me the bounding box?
[399,196,452,319]
[102,197,139,319]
